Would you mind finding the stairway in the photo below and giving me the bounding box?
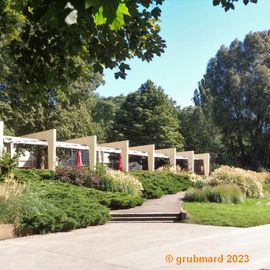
[110,211,186,223]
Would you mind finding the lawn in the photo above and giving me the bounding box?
[182,184,270,227]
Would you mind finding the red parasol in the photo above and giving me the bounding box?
[118,153,123,171]
[75,150,83,168]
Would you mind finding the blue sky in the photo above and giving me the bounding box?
[96,0,270,107]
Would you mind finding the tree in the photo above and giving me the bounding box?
[0,0,166,99]
[0,0,258,99]
[194,31,270,169]
[177,106,221,153]
[0,75,104,165]
[111,80,183,150]
[92,94,126,141]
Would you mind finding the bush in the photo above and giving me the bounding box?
[0,151,19,178]
[184,185,244,204]
[16,181,110,234]
[99,193,144,209]
[99,170,143,195]
[210,166,263,198]
[184,188,207,202]
[54,167,98,188]
[18,193,109,234]
[192,180,205,189]
[131,171,192,199]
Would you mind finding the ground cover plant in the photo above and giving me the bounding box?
[0,169,144,235]
[131,171,192,199]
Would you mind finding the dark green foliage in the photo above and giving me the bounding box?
[177,106,220,153]
[213,0,258,11]
[11,169,144,234]
[0,1,165,99]
[195,31,270,169]
[92,95,126,141]
[99,194,144,210]
[131,171,192,199]
[111,80,184,150]
[16,169,143,209]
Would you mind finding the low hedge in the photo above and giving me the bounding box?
[131,171,192,199]
[17,170,144,208]
[10,170,144,234]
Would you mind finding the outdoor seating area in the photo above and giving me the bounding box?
[0,121,210,176]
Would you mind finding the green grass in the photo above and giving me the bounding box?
[182,184,270,228]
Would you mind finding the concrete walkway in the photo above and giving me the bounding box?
[111,192,185,214]
[0,223,270,270]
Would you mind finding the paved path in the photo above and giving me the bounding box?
[1,223,270,270]
[111,192,185,214]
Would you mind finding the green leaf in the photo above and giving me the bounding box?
[93,6,107,26]
[109,3,130,31]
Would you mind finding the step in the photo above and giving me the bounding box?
[109,211,187,223]
[111,213,180,217]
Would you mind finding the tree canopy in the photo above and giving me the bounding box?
[0,0,258,99]
[194,31,270,169]
[0,0,165,99]
[111,80,184,150]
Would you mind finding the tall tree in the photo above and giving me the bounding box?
[111,80,183,150]
[0,74,104,142]
[195,31,270,169]
[177,106,221,153]
[92,94,126,141]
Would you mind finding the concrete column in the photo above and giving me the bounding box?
[177,150,194,173]
[0,121,3,158]
[129,144,155,171]
[155,148,177,172]
[100,140,129,172]
[24,129,57,170]
[66,136,97,170]
[194,153,210,176]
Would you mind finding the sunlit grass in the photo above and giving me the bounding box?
[182,184,270,228]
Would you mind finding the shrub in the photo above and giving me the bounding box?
[99,193,144,209]
[54,167,99,188]
[184,185,244,204]
[99,170,143,195]
[192,180,205,189]
[15,169,144,209]
[184,188,207,202]
[18,193,109,234]
[131,171,192,199]
[0,151,19,178]
[210,166,263,198]
[205,185,244,204]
